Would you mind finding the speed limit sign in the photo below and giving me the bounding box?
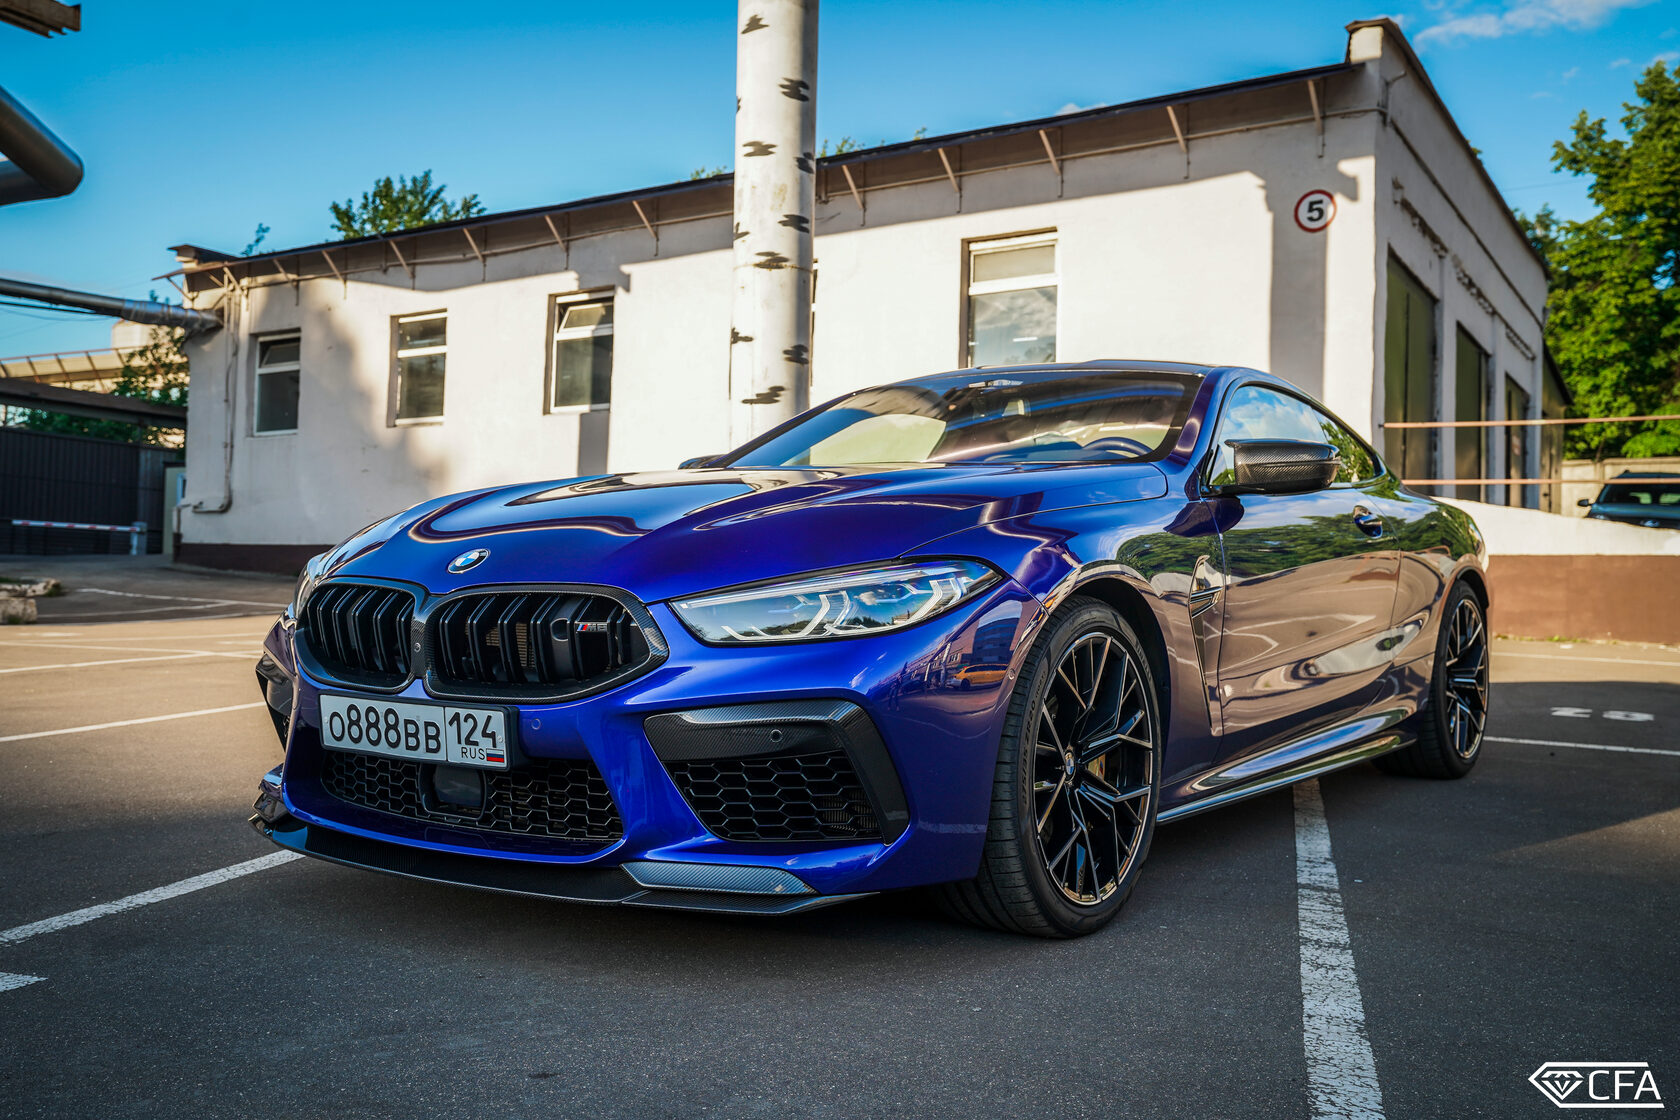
[1294,190,1336,232]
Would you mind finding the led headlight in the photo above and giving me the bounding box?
[289,551,329,618]
[671,560,998,644]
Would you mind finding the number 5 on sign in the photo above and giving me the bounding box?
[1294,190,1336,233]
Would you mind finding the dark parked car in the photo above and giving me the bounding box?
[1578,472,1680,530]
[251,361,1490,938]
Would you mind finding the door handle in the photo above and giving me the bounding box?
[1352,506,1384,537]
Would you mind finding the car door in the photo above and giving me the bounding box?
[1206,383,1399,763]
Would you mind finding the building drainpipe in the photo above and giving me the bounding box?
[727,0,818,449]
[0,277,222,334]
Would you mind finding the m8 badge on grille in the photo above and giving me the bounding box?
[319,693,510,770]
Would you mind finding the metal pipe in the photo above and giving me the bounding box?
[727,0,818,446]
[0,276,221,334]
[0,82,83,205]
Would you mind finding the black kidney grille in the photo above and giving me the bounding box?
[301,583,415,684]
[432,592,650,690]
[665,750,881,842]
[320,750,623,842]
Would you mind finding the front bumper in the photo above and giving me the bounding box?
[253,579,1039,908]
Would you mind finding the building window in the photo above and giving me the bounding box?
[1505,375,1532,507]
[253,333,300,434]
[392,312,447,423]
[1383,259,1437,490]
[550,298,613,410]
[967,234,1056,367]
[1453,327,1488,501]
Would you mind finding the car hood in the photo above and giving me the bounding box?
[327,463,1167,602]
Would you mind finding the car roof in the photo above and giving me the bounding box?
[1609,471,1680,480]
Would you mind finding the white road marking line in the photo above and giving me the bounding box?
[0,702,266,743]
[0,640,256,659]
[1,631,270,642]
[0,852,302,947]
[1494,650,1680,670]
[1486,735,1680,758]
[81,587,287,609]
[0,972,45,992]
[1295,779,1385,1120]
[0,652,211,675]
[48,603,241,618]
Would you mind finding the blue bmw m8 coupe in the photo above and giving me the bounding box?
[250,361,1490,937]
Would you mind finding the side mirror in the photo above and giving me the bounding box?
[1223,440,1340,495]
[679,455,723,469]
[1576,498,1593,508]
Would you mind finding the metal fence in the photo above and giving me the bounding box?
[0,426,176,554]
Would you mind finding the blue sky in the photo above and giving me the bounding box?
[1,0,1674,356]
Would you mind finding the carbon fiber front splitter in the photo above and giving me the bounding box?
[250,808,872,917]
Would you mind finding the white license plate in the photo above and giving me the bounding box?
[319,693,510,770]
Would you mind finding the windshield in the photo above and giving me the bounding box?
[1597,480,1680,507]
[725,370,1198,468]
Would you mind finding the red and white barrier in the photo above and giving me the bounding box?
[9,519,147,555]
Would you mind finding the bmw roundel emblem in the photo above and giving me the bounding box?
[448,548,489,574]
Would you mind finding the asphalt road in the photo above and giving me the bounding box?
[0,569,1675,1118]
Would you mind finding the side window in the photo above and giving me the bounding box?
[253,333,300,434]
[1208,384,1381,488]
[392,312,446,423]
[550,298,614,410]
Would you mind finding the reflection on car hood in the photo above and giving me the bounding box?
[330,463,1167,601]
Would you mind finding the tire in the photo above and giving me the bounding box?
[1376,581,1489,779]
[937,596,1162,938]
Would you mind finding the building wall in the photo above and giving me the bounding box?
[178,23,1536,559]
[1355,25,1548,500]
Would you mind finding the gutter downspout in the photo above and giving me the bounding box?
[0,82,82,204]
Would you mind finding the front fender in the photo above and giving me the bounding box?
[911,495,1224,785]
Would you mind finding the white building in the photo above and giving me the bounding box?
[172,18,1553,572]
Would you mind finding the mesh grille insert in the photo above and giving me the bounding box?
[320,750,623,842]
[665,749,882,842]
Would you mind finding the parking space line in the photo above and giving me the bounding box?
[0,640,258,659]
[1487,735,1680,758]
[0,702,266,743]
[0,972,45,992]
[80,588,289,609]
[0,653,212,675]
[1295,779,1385,1120]
[0,852,301,947]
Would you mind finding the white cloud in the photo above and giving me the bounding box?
[1656,49,1680,64]
[1055,101,1108,116]
[1562,65,1581,78]
[1417,0,1655,47]
[1530,89,1556,98]
[1610,56,1633,66]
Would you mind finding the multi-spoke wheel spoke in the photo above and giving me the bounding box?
[1442,597,1489,761]
[1032,629,1157,906]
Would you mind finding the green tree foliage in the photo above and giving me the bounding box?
[1519,62,1680,460]
[19,326,189,446]
[329,171,485,239]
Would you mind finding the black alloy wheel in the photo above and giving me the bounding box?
[1377,582,1490,779]
[939,596,1161,937]
[1032,630,1156,905]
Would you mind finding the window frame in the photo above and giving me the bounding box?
[544,292,615,414]
[1200,379,1388,495]
[963,230,1059,368]
[389,311,448,426]
[251,330,301,436]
